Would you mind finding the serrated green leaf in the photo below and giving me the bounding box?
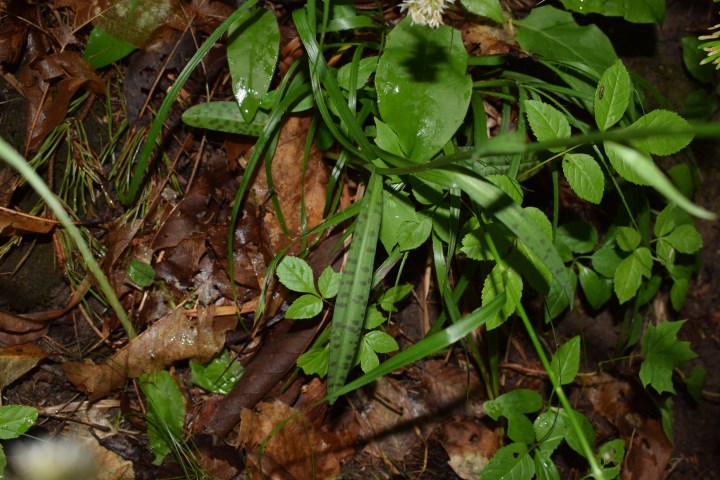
[0,405,38,440]
[482,263,523,330]
[336,56,378,91]
[670,278,689,311]
[534,410,569,456]
[190,350,244,395]
[227,9,279,122]
[524,100,570,153]
[276,256,317,294]
[614,247,652,304]
[595,59,632,131]
[318,267,341,299]
[376,18,471,162]
[640,320,697,394]
[628,110,693,156]
[461,221,512,261]
[550,336,581,385]
[297,346,329,377]
[364,330,399,354]
[378,284,414,313]
[480,442,535,480]
[487,174,524,204]
[562,153,604,204]
[616,226,641,252]
[556,221,598,255]
[398,217,432,251]
[459,0,505,23]
[605,141,650,185]
[286,294,323,319]
[665,224,703,254]
[140,371,186,465]
[578,264,613,309]
[654,203,692,238]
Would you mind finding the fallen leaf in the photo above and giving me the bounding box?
[622,418,672,480]
[63,307,236,399]
[0,206,58,237]
[442,418,500,480]
[0,343,48,391]
[238,400,340,480]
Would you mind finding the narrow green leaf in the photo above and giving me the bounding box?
[140,371,186,465]
[562,153,604,204]
[665,224,703,254]
[524,100,571,153]
[482,263,523,330]
[670,278,689,311]
[227,9,279,122]
[605,142,715,219]
[640,320,697,394]
[614,247,652,304]
[561,0,665,23]
[379,189,418,254]
[628,110,693,156]
[286,294,323,319]
[276,256,317,294]
[550,336,581,385]
[327,173,384,400]
[595,60,631,131]
[182,102,268,136]
[459,0,505,23]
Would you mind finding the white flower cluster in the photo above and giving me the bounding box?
[400,0,455,28]
[10,436,99,480]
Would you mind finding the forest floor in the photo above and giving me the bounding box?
[0,0,718,479]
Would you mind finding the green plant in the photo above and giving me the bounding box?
[0,404,38,475]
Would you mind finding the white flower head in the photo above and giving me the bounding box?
[400,0,455,28]
[10,436,99,480]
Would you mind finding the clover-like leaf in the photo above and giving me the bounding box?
[276,256,317,294]
[640,320,697,394]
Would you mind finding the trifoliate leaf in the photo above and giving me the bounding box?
[640,320,697,394]
[276,256,317,294]
[664,224,703,254]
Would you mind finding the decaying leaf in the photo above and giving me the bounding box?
[0,206,58,237]
[238,400,340,480]
[0,343,48,391]
[63,307,236,399]
[442,419,500,480]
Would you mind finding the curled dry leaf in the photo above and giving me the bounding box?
[63,307,236,399]
[0,343,48,391]
[0,206,58,237]
[238,400,340,480]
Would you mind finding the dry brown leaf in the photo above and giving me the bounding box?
[442,419,500,480]
[0,343,48,391]
[63,307,236,399]
[581,374,633,425]
[0,206,58,237]
[622,418,672,480]
[238,400,340,480]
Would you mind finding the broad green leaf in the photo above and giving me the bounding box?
[276,256,317,294]
[358,340,380,373]
[318,267,341,299]
[550,336,581,385]
[628,110,694,156]
[374,118,404,157]
[614,247,652,304]
[562,153,604,204]
[578,264,613,309]
[227,9,279,122]
[665,224,703,254]
[682,36,716,84]
[560,0,664,23]
[615,226,641,252]
[140,371,186,465]
[556,221,598,255]
[286,294,323,319]
[126,259,154,288]
[544,267,576,320]
[480,442,535,480]
[0,405,37,440]
[487,175,524,204]
[640,320,697,394]
[363,305,385,329]
[595,60,632,131]
[515,6,617,78]
[378,284,414,312]
[524,100,570,153]
[482,263,523,330]
[668,163,697,199]
[380,189,418,253]
[557,409,595,459]
[534,451,560,480]
[513,208,554,294]
[656,238,675,268]
[604,142,715,219]
[596,439,625,478]
[376,18,472,162]
[190,350,244,395]
[83,28,136,69]
[364,330,399,354]
[459,0,504,23]
[297,346,329,377]
[182,102,269,136]
[460,222,512,261]
[654,203,692,238]
[398,217,432,251]
[592,242,623,278]
[670,278,689,311]
[328,173,383,399]
[484,389,543,419]
[336,56,378,91]
[534,410,569,456]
